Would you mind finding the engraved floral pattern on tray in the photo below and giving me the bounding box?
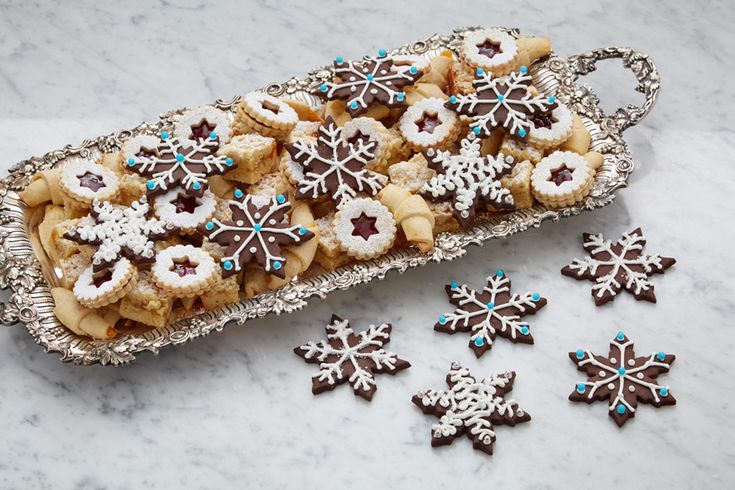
[0,27,660,365]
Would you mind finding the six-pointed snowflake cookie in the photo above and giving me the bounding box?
[421,133,515,228]
[294,314,411,401]
[561,227,676,306]
[445,65,557,139]
[126,131,236,197]
[198,191,315,278]
[285,117,385,206]
[316,50,423,116]
[435,269,547,357]
[569,332,676,427]
[413,363,531,455]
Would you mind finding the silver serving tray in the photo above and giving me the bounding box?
[0,27,660,365]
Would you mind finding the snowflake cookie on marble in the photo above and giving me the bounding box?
[294,314,410,401]
[445,65,557,139]
[64,196,175,272]
[561,228,676,306]
[435,270,547,358]
[316,50,423,116]
[569,332,676,427]
[198,191,315,278]
[285,117,384,206]
[126,131,236,197]
[413,363,531,455]
[421,133,515,228]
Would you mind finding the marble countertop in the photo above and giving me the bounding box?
[1,1,733,488]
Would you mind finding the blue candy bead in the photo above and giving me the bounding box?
[474,337,484,347]
[367,74,374,81]
[192,181,201,190]
[299,226,307,236]
[409,66,418,74]
[225,157,234,166]
[449,95,457,104]
[205,221,215,230]
[473,127,481,135]
[253,224,262,232]
[127,158,136,166]
[320,83,328,92]
[616,404,626,414]
[497,94,504,101]
[161,131,169,140]
[335,56,344,64]
[486,302,494,310]
[450,281,459,289]
[209,131,217,139]
[575,349,585,359]
[276,194,286,204]
[146,181,155,190]
[657,352,666,361]
[576,383,586,393]
[496,269,504,277]
[223,260,233,270]
[520,326,529,335]
[234,188,243,198]
[273,261,282,270]
[350,101,358,109]
[616,331,625,341]
[520,65,528,74]
[176,153,185,162]
[476,68,484,76]
[660,387,669,397]
[548,95,556,104]
[617,367,626,376]
[377,49,387,57]
[438,315,447,325]
[518,128,527,137]
[396,92,405,101]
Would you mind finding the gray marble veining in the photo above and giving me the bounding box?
[1,0,734,488]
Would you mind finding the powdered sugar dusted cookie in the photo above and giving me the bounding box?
[526,101,574,149]
[174,106,233,147]
[239,91,298,131]
[152,244,218,297]
[73,258,138,308]
[59,159,120,204]
[341,117,392,170]
[460,28,519,75]
[153,188,217,233]
[333,198,396,260]
[531,150,599,208]
[121,134,161,164]
[398,97,460,151]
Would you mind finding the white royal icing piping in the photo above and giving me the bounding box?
[154,188,217,230]
[174,106,233,146]
[398,97,458,147]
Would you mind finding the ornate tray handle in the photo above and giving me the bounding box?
[566,47,660,133]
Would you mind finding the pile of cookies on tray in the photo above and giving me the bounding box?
[19,28,602,339]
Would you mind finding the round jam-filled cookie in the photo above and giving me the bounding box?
[59,159,120,205]
[239,92,299,131]
[460,28,519,75]
[154,188,217,234]
[333,198,396,260]
[174,106,232,147]
[398,97,460,151]
[341,117,393,170]
[152,244,218,298]
[73,258,138,309]
[121,134,162,164]
[526,101,574,149]
[531,151,596,208]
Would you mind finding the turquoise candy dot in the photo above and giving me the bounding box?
[253,224,262,232]
[234,188,243,198]
[617,367,626,376]
[367,74,374,81]
[476,67,484,76]
[520,326,529,335]
[474,337,485,347]
[438,315,447,325]
[520,65,528,74]
[320,83,328,92]
[161,131,169,140]
[146,181,155,190]
[449,95,457,104]
[273,261,282,270]
[192,181,201,190]
[657,352,666,361]
[409,66,418,74]
[450,281,459,289]
[497,94,505,101]
[486,302,494,310]
[576,383,586,393]
[209,131,217,139]
[548,95,556,104]
[127,158,135,166]
[660,387,669,397]
[225,157,234,166]
[377,49,387,57]
[496,269,504,277]
[298,226,307,236]
[396,92,405,101]
[205,221,214,230]
[616,331,625,341]
[532,293,540,301]
[575,349,585,359]
[276,194,286,204]
[518,128,527,137]
[616,404,626,414]
[223,260,233,271]
[350,101,358,109]
[473,127,481,135]
[335,56,344,64]
[176,153,185,162]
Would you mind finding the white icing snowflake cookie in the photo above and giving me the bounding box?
[460,28,519,74]
[154,188,217,233]
[59,159,120,204]
[152,244,218,297]
[398,97,460,151]
[333,198,396,260]
[174,106,233,146]
[73,258,138,308]
[531,151,597,208]
[526,101,574,149]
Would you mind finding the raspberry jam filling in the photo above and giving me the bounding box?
[78,172,106,192]
[346,131,371,147]
[416,112,440,134]
[189,120,216,141]
[350,212,379,240]
[92,268,114,288]
[477,39,501,58]
[170,259,198,277]
[172,193,200,214]
[531,112,554,129]
[549,165,574,186]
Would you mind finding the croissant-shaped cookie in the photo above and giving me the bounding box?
[516,37,552,69]
[378,184,435,253]
[269,201,319,288]
[18,168,64,207]
[51,287,116,339]
[419,52,453,90]
[560,113,592,155]
[405,83,448,106]
[37,205,66,262]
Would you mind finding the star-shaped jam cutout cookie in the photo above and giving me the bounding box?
[413,363,531,455]
[64,196,175,272]
[569,332,676,427]
[351,212,379,240]
[78,172,106,192]
[476,39,502,58]
[294,314,410,401]
[316,51,423,116]
[285,117,384,206]
[561,227,676,306]
[435,269,547,357]
[445,66,557,139]
[126,131,236,197]
[198,191,314,278]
